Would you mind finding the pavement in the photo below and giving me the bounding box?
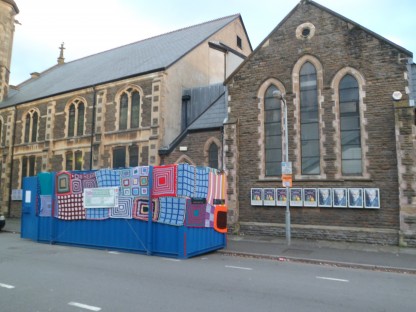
[3,217,416,274]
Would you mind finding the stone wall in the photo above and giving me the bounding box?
[226,1,410,244]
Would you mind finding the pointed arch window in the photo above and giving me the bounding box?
[118,88,141,130]
[339,74,362,175]
[67,99,86,137]
[208,143,219,169]
[300,62,320,175]
[264,85,282,176]
[24,110,39,143]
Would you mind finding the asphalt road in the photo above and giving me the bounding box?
[1,232,415,312]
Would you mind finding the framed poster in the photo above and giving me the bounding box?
[333,188,347,208]
[318,188,332,207]
[303,188,317,207]
[364,188,380,209]
[276,188,287,207]
[290,188,303,207]
[348,188,363,208]
[251,188,263,206]
[263,188,276,206]
[84,187,119,208]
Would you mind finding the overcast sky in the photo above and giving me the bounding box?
[9,0,416,86]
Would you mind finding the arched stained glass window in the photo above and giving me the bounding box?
[264,85,282,176]
[300,62,320,175]
[339,74,362,175]
[208,143,219,169]
[119,93,128,130]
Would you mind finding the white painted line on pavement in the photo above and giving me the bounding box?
[108,251,120,254]
[0,283,15,289]
[226,265,253,271]
[316,276,349,283]
[68,302,101,311]
[163,258,181,262]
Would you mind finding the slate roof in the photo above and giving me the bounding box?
[1,14,241,108]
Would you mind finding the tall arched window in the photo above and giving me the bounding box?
[118,88,141,130]
[300,62,320,174]
[339,74,362,175]
[264,85,282,176]
[67,99,86,137]
[24,110,39,143]
[208,143,219,169]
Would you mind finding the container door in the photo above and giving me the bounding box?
[21,176,39,240]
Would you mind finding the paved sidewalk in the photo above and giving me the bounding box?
[3,217,416,273]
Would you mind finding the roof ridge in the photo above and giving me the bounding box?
[28,14,241,72]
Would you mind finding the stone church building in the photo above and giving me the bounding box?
[0,1,251,216]
[1,0,416,246]
[224,0,416,246]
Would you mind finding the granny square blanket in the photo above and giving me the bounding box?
[158,197,186,226]
[185,199,206,227]
[132,198,159,221]
[152,165,177,198]
[57,193,86,220]
[195,167,209,198]
[56,171,72,195]
[119,166,149,198]
[95,169,121,187]
[177,163,195,197]
[39,195,52,217]
[205,203,215,228]
[109,195,133,219]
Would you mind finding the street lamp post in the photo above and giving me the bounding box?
[273,90,291,245]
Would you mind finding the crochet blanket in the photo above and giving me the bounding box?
[96,169,121,187]
[120,166,149,197]
[132,198,159,221]
[158,197,185,226]
[206,170,226,205]
[109,195,133,219]
[177,163,195,197]
[39,195,52,217]
[195,167,209,198]
[57,193,86,220]
[152,165,177,198]
[185,199,206,227]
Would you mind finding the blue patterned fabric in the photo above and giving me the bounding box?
[195,167,209,198]
[96,169,121,187]
[158,197,186,226]
[177,163,195,197]
[85,208,110,220]
[39,195,52,217]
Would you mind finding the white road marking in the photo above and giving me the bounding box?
[108,251,120,255]
[68,302,101,311]
[163,258,181,262]
[225,265,253,271]
[316,276,349,283]
[0,283,15,289]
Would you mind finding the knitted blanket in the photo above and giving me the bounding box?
[157,197,185,226]
[152,165,177,198]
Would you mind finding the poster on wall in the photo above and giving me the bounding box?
[84,187,119,208]
[364,188,380,209]
[318,188,332,207]
[333,188,347,208]
[251,188,263,206]
[303,188,317,207]
[290,188,303,207]
[348,188,364,208]
[276,188,287,206]
[263,188,276,206]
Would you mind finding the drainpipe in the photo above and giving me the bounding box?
[7,106,17,217]
[89,86,97,170]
